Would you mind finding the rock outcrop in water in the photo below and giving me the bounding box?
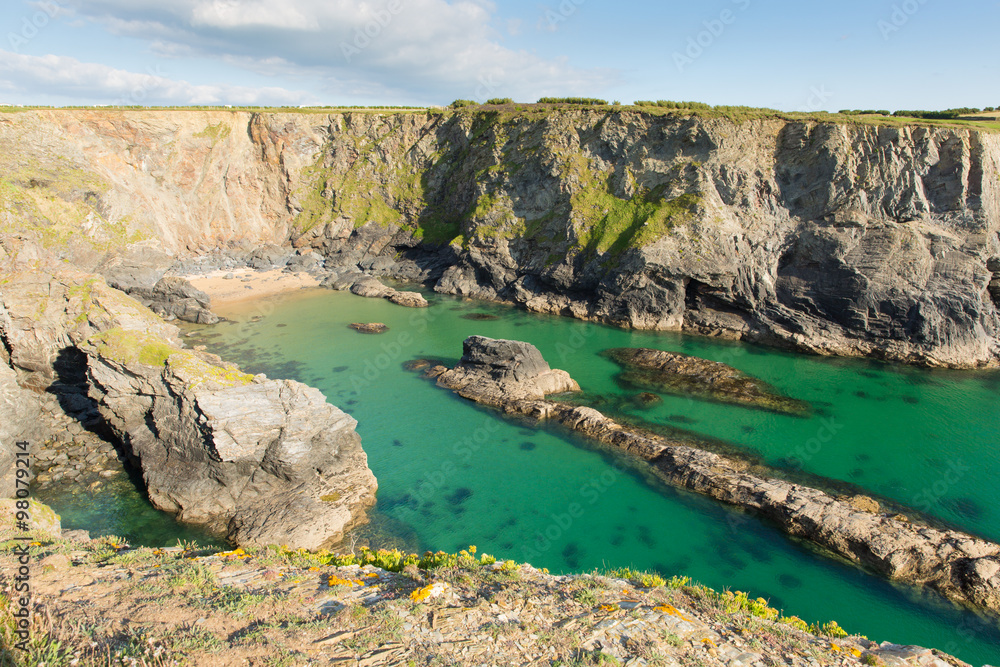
[0,109,996,367]
[424,336,1000,616]
[435,335,580,403]
[0,272,377,549]
[603,347,811,415]
[321,271,429,308]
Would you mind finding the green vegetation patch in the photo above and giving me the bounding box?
[87,328,254,388]
[88,328,180,367]
[573,179,702,257]
[194,122,232,145]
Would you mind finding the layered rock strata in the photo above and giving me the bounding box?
[82,328,376,548]
[0,272,377,549]
[429,336,1000,615]
[1,110,996,367]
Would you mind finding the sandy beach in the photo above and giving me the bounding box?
[186,268,321,307]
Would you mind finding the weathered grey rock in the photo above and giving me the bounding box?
[1,271,376,549]
[436,336,580,404]
[247,244,293,269]
[128,276,219,324]
[428,337,1000,616]
[387,291,429,308]
[0,360,41,497]
[100,245,175,293]
[349,276,393,299]
[324,272,429,308]
[82,328,378,549]
[285,250,324,272]
[0,272,180,389]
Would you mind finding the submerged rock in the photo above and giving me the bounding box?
[349,322,389,334]
[429,336,1000,616]
[633,392,663,408]
[604,347,810,416]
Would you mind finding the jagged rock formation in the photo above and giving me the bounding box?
[123,276,220,324]
[0,272,377,549]
[435,335,579,403]
[602,347,810,415]
[82,328,376,548]
[0,360,40,497]
[426,336,1000,616]
[0,109,996,367]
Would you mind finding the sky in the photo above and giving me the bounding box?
[0,0,996,111]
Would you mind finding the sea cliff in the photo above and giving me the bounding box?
[0,108,996,366]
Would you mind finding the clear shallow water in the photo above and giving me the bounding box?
[48,286,1000,664]
[36,469,223,548]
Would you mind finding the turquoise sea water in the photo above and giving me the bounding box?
[42,286,1000,664]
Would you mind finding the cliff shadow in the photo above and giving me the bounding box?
[48,346,118,447]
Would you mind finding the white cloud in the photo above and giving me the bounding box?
[0,49,315,105]
[55,0,617,102]
[190,0,319,30]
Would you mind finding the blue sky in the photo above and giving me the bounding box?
[0,0,995,110]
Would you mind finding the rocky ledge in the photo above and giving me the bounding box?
[0,272,377,549]
[0,536,977,667]
[603,347,811,416]
[422,336,1000,617]
[83,328,377,549]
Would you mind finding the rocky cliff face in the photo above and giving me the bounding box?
[82,328,376,548]
[0,109,997,366]
[0,273,377,548]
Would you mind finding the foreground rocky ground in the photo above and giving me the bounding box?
[0,536,971,667]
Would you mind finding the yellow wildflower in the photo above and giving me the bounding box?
[410,584,434,602]
[328,574,363,587]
